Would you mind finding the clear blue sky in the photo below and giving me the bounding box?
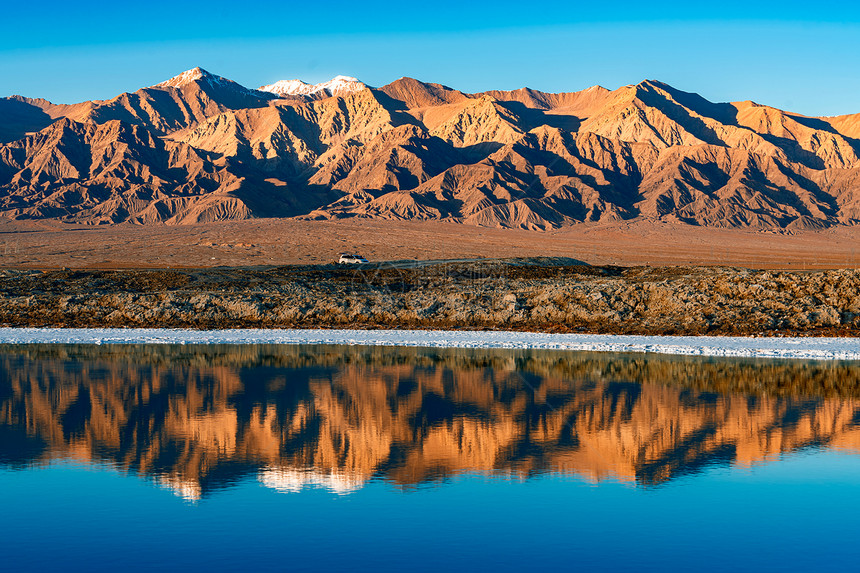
[2,1,860,116]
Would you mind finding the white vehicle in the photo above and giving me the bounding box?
[338,253,368,264]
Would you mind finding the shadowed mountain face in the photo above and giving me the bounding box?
[2,344,860,499]
[2,72,860,227]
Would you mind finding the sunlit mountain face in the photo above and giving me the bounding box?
[4,70,860,228]
[3,344,860,499]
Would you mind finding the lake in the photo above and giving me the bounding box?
[2,344,860,571]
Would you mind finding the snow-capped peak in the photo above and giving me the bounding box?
[153,67,275,99]
[259,79,316,96]
[259,75,367,98]
[155,67,216,88]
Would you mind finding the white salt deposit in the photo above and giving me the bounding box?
[0,328,858,360]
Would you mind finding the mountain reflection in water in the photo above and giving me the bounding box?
[2,343,860,500]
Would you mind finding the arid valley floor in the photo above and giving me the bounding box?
[0,219,858,336]
[0,218,858,270]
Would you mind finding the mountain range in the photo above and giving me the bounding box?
[1,67,860,229]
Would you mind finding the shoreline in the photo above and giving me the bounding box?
[1,328,859,361]
[1,264,860,338]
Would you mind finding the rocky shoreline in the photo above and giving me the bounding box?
[0,260,859,336]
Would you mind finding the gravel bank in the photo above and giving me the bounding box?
[0,261,859,336]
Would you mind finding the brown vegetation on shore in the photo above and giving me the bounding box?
[1,260,859,335]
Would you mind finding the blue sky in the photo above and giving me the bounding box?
[2,1,859,116]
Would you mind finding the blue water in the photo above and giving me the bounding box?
[4,453,860,572]
[2,344,860,571]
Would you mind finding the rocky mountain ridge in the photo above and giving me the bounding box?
[1,68,860,229]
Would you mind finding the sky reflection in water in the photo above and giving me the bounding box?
[2,344,860,571]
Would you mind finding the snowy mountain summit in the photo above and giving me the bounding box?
[153,67,274,99]
[155,67,226,88]
[259,75,366,98]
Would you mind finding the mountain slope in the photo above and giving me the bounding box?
[2,70,860,229]
[0,117,333,224]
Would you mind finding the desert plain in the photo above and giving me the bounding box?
[0,218,857,336]
[0,218,857,269]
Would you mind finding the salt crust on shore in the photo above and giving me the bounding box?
[0,328,859,360]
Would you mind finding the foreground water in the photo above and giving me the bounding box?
[2,344,860,571]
